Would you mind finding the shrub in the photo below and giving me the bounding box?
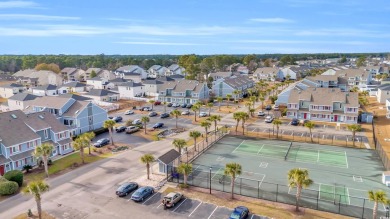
[22,164,33,173]
[125,119,133,126]
[0,181,19,195]
[0,177,8,182]
[3,170,23,186]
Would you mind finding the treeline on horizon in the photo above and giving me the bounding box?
[0,53,387,74]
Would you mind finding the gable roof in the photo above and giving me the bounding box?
[58,93,92,101]
[29,96,75,109]
[33,84,57,90]
[61,67,78,75]
[221,75,253,89]
[86,68,102,74]
[25,112,69,133]
[0,83,23,88]
[157,149,181,164]
[9,93,38,101]
[61,81,86,88]
[254,67,280,75]
[86,89,118,97]
[378,84,390,91]
[210,72,233,79]
[142,79,164,85]
[288,87,358,107]
[168,64,180,71]
[159,80,206,93]
[117,81,144,87]
[62,101,90,117]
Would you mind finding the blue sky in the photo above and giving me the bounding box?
[0,0,389,55]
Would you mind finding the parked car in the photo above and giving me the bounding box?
[291,118,299,126]
[273,105,279,111]
[113,116,123,122]
[186,104,193,109]
[181,103,187,108]
[199,112,208,117]
[229,206,249,219]
[149,112,158,117]
[132,119,142,125]
[162,192,183,209]
[143,107,152,111]
[167,103,173,107]
[93,138,110,147]
[125,110,134,115]
[257,111,265,116]
[115,126,126,132]
[131,186,154,202]
[126,126,140,134]
[181,110,190,115]
[116,182,138,197]
[154,101,161,105]
[265,116,274,123]
[265,105,272,110]
[108,116,113,119]
[160,113,170,118]
[153,123,164,128]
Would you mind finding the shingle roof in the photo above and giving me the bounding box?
[86,89,118,97]
[222,75,253,89]
[288,87,358,107]
[157,149,181,164]
[33,84,57,90]
[0,155,11,165]
[25,112,70,133]
[29,96,74,109]
[61,67,78,75]
[0,83,23,88]
[117,81,144,87]
[378,84,390,91]
[62,101,90,117]
[9,93,38,101]
[168,64,180,71]
[254,67,279,75]
[86,68,102,74]
[159,80,206,93]
[58,93,91,101]
[335,69,369,79]
[61,82,86,88]
[210,72,233,79]
[109,78,128,83]
[143,80,164,85]
[9,149,35,161]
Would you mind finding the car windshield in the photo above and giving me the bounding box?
[230,211,241,219]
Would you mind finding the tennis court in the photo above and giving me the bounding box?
[186,135,390,218]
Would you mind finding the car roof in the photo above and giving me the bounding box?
[234,206,248,212]
[165,192,178,198]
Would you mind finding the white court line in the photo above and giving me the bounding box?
[189,201,203,217]
[345,151,349,169]
[282,130,285,134]
[173,198,187,212]
[291,132,294,136]
[301,133,304,137]
[345,187,351,205]
[318,183,322,199]
[257,144,264,154]
[317,150,320,162]
[142,192,158,205]
[252,128,256,132]
[208,206,219,219]
[232,140,246,153]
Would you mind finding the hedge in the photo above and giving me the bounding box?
[0,181,19,195]
[0,177,8,183]
[3,170,24,186]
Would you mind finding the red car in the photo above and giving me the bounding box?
[154,101,161,105]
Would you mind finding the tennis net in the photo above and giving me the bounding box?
[284,142,293,160]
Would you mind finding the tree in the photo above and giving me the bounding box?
[103,119,116,146]
[208,114,222,133]
[90,70,97,78]
[263,58,272,67]
[82,132,95,155]
[287,168,313,212]
[356,56,366,67]
[233,112,242,133]
[173,139,187,155]
[245,101,252,115]
[140,154,155,180]
[33,143,54,178]
[217,96,223,111]
[304,121,315,143]
[233,90,241,102]
[243,54,257,66]
[149,100,155,110]
[368,190,388,219]
[23,180,50,219]
[141,116,150,134]
[226,94,232,107]
[35,63,60,73]
[73,136,88,164]
[259,96,265,110]
[240,112,249,135]
[189,130,201,151]
[272,119,282,138]
[224,162,242,199]
[339,56,347,63]
[162,101,167,113]
[347,124,362,146]
[359,97,369,106]
[200,120,212,142]
[177,163,192,186]
[250,96,256,108]
[170,109,181,129]
[191,105,199,122]
[207,103,213,116]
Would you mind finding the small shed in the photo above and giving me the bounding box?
[382,171,390,186]
[157,149,181,175]
[359,112,373,123]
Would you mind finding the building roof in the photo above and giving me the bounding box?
[117,81,144,87]
[86,68,102,74]
[335,69,369,79]
[149,65,163,71]
[33,84,57,90]
[222,75,253,89]
[306,75,338,82]
[58,93,91,101]
[210,72,233,79]
[168,64,180,71]
[29,96,74,109]
[254,67,279,75]
[109,78,128,83]
[25,111,69,133]
[61,67,78,75]
[157,149,181,164]
[61,81,86,88]
[9,93,38,101]
[0,155,11,165]
[9,149,35,161]
[168,74,185,79]
[0,75,17,82]
[288,87,358,107]
[86,89,118,97]
[0,83,23,88]
[142,79,164,85]
[378,84,390,91]
[62,101,90,117]
[159,80,206,93]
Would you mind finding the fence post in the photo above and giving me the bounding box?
[293,131,294,140]
[268,129,270,138]
[338,194,341,213]
[276,184,278,202]
[362,199,365,219]
[332,135,334,144]
[316,190,319,209]
[258,181,260,198]
[240,178,242,195]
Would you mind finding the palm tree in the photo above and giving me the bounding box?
[224,162,242,199]
[200,120,211,142]
[195,101,202,115]
[170,109,181,128]
[233,112,242,133]
[240,112,249,135]
[249,108,255,117]
[82,132,95,155]
[141,116,150,134]
[304,121,315,143]
[23,180,50,219]
[217,96,223,111]
[191,105,199,122]
[368,190,388,219]
[33,143,54,178]
[347,124,362,146]
[350,87,359,92]
[259,96,265,110]
[140,154,155,180]
[149,99,155,110]
[73,136,88,164]
[177,163,192,186]
[208,114,222,133]
[207,103,213,116]
[226,94,232,107]
[250,96,256,108]
[103,119,116,146]
[272,119,282,138]
[173,138,187,155]
[287,168,313,212]
[189,130,201,151]
[233,90,241,102]
[162,101,167,113]
[244,101,252,115]
[359,97,369,106]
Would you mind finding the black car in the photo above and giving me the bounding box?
[186,104,193,109]
[149,112,157,117]
[265,105,272,110]
[181,103,187,108]
[167,103,173,107]
[160,113,170,118]
[115,126,126,132]
[108,116,113,119]
[291,118,299,126]
[116,182,138,197]
[93,138,110,147]
[153,123,164,128]
[113,116,123,122]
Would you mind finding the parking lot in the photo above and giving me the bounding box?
[120,192,268,219]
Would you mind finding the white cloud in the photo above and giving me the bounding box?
[233,39,373,45]
[0,14,80,20]
[249,18,294,23]
[294,28,390,38]
[0,1,38,8]
[114,41,201,46]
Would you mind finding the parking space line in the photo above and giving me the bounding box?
[301,133,304,137]
[188,201,202,217]
[157,203,163,208]
[173,198,187,212]
[142,192,158,205]
[250,215,254,219]
[208,206,219,219]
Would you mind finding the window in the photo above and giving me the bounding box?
[13,145,21,153]
[44,129,48,138]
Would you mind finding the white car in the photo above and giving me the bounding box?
[273,105,279,111]
[125,110,134,115]
[257,111,265,116]
[181,111,190,115]
[199,112,208,117]
[132,119,142,125]
[265,116,274,123]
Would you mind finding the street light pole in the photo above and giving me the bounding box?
[386,206,389,218]
[209,167,212,194]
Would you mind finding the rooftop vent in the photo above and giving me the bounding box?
[10,114,17,119]
[38,115,44,119]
